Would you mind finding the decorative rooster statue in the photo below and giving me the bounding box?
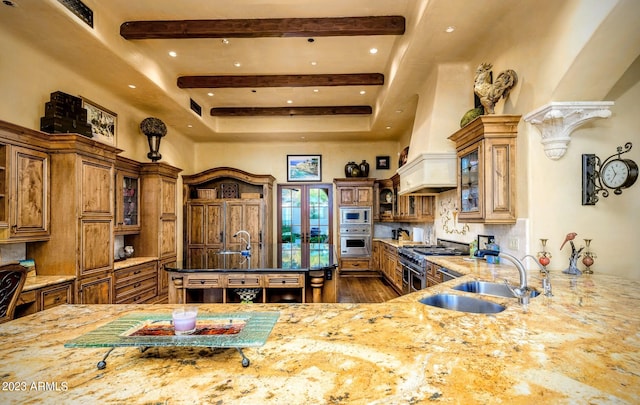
[473,63,518,114]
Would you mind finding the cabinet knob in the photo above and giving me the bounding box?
[241,280,245,284]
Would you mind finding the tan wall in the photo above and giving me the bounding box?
[407,0,639,278]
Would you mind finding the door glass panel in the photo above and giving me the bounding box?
[279,185,332,269]
[308,187,330,268]
[280,187,302,269]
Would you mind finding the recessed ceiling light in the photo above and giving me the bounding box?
[207,92,214,97]
[313,89,319,93]
[359,90,366,95]
[233,62,241,67]
[396,109,403,113]
[187,124,193,128]
[445,26,455,33]
[287,100,293,104]
[386,126,392,130]
[168,51,177,57]
[128,84,136,89]
[222,38,229,45]
[310,61,317,66]
[369,48,378,54]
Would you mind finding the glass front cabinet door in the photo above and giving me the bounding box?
[458,143,482,219]
[115,171,141,234]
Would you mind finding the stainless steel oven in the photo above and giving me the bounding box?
[398,240,468,295]
[340,224,371,257]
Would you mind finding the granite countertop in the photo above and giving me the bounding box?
[1,259,638,404]
[113,256,158,270]
[22,275,76,292]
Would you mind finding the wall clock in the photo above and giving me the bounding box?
[582,142,638,205]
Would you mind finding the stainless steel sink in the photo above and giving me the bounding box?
[452,281,540,299]
[419,294,506,314]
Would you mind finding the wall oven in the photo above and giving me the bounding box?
[339,207,371,225]
[339,225,371,257]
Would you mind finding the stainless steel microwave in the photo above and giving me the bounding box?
[339,207,371,224]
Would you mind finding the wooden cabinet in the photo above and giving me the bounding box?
[134,163,181,301]
[426,261,444,287]
[340,257,371,272]
[448,115,520,224]
[0,141,50,242]
[374,179,394,221]
[187,199,265,269]
[15,278,74,318]
[114,156,141,234]
[77,272,112,304]
[28,135,118,305]
[114,261,158,304]
[183,167,275,270]
[380,242,402,293]
[390,174,435,222]
[334,178,374,206]
[167,271,306,304]
[371,240,382,271]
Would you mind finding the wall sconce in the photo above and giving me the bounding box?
[140,117,167,162]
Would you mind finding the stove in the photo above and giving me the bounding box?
[398,239,468,294]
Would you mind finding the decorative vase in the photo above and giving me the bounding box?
[344,161,359,177]
[359,160,370,177]
[537,238,552,272]
[582,239,596,274]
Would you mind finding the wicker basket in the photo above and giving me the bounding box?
[197,188,217,199]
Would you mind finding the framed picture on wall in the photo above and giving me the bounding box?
[82,97,117,146]
[376,156,390,170]
[287,155,322,182]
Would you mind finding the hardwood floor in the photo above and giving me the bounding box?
[337,275,400,303]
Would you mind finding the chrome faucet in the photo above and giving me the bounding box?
[522,254,552,297]
[233,230,252,269]
[475,249,535,304]
[233,230,251,252]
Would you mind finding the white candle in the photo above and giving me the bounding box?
[172,307,197,334]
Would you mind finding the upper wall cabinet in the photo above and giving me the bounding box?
[0,121,51,242]
[448,115,520,224]
[334,178,375,206]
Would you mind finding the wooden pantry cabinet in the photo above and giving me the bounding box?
[28,134,119,304]
[448,115,520,224]
[183,167,275,270]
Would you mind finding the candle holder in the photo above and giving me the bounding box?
[536,238,552,273]
[582,239,596,274]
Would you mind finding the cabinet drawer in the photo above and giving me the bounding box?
[117,286,157,304]
[18,290,37,306]
[115,276,157,300]
[114,263,157,287]
[265,274,304,288]
[185,274,222,288]
[226,275,262,288]
[41,284,72,310]
[340,259,370,270]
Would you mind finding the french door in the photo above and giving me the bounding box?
[277,184,333,269]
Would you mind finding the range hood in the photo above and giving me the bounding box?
[397,153,457,195]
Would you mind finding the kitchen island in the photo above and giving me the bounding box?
[1,259,638,404]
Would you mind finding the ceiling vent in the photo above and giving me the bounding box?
[190,98,202,116]
[57,0,93,28]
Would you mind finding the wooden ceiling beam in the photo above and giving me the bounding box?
[178,73,384,89]
[210,106,372,116]
[121,16,405,40]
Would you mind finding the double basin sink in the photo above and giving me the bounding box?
[419,281,540,314]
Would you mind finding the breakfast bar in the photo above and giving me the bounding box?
[1,259,639,404]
